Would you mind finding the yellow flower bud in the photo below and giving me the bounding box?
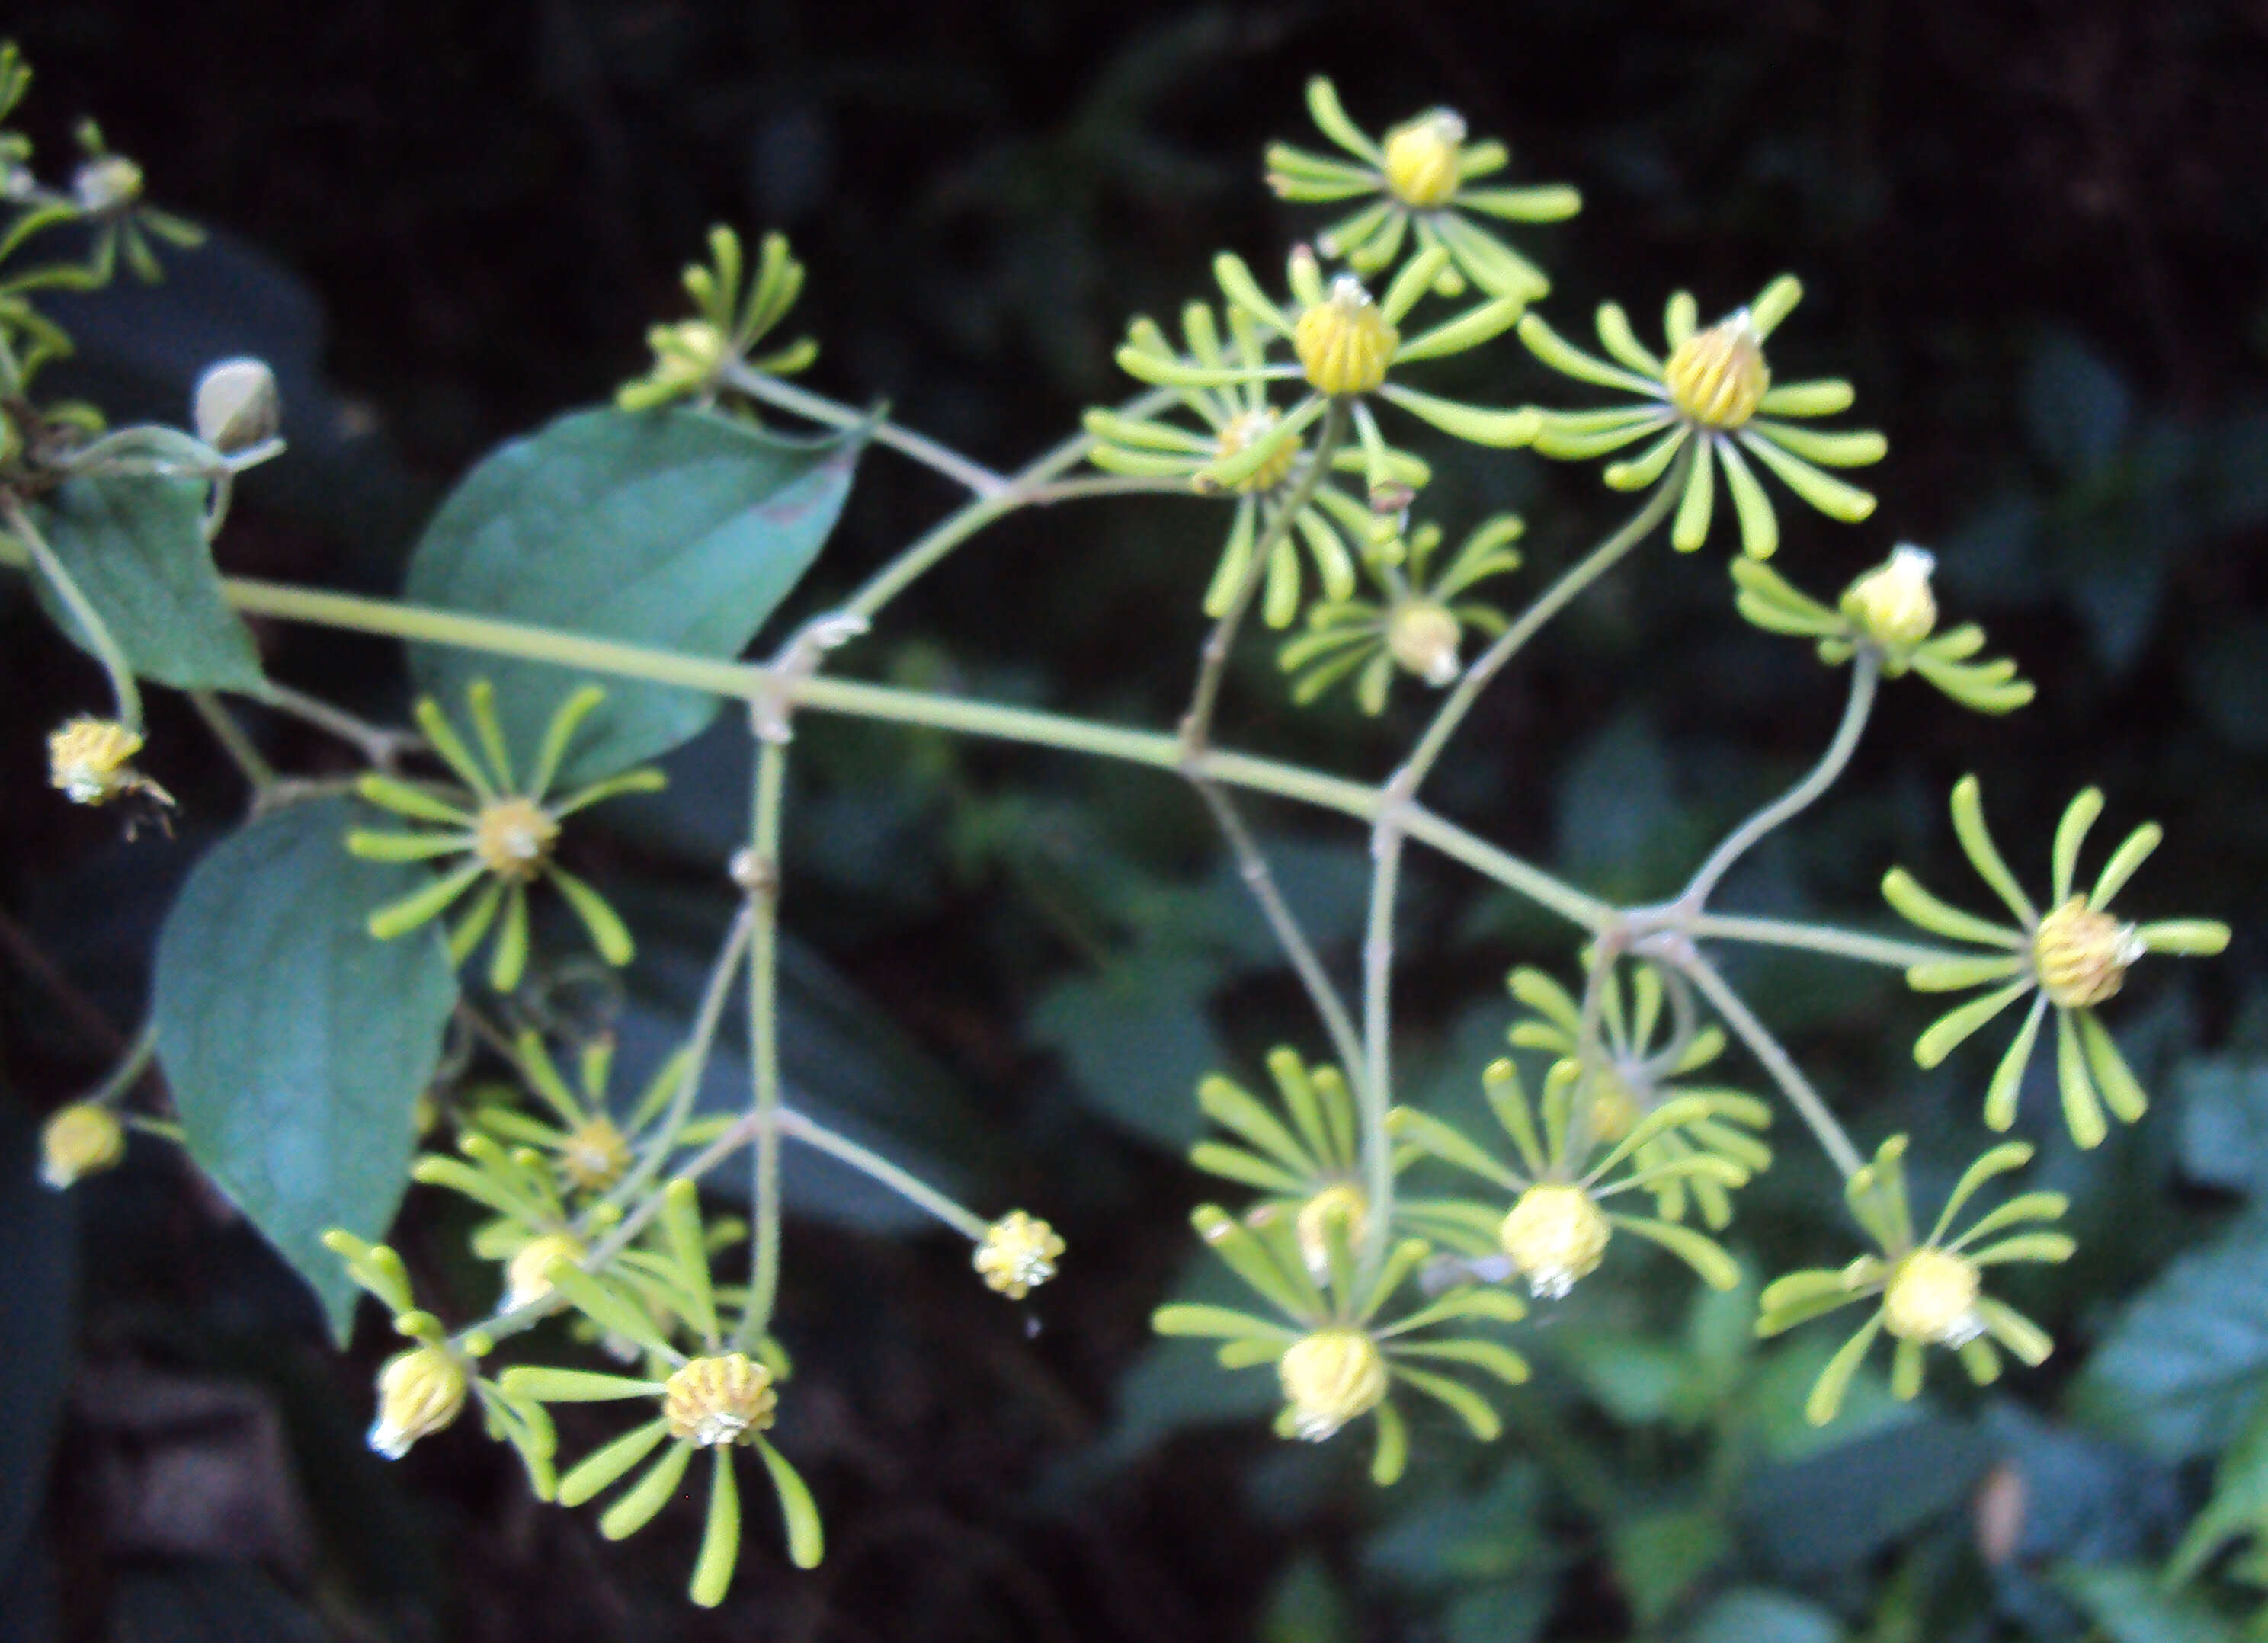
[192,357,282,453]
[1210,408,1298,495]
[1277,1327,1389,1440]
[1841,546,1939,650]
[1294,274,1398,397]
[72,154,143,215]
[368,1344,469,1459]
[648,319,732,388]
[559,1116,632,1192]
[39,1103,123,1190]
[506,1231,585,1310]
[1664,312,1769,429]
[974,1210,1065,1300]
[1382,110,1466,210]
[1499,1183,1610,1299]
[1882,1247,1984,1346]
[664,1352,777,1446]
[1294,1182,1369,1278]
[2033,896,2145,1010]
[472,797,560,881]
[1584,1068,1642,1145]
[48,718,149,806]
[1385,599,1464,686]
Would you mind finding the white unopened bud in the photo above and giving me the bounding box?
[1842,546,1938,650]
[193,358,282,454]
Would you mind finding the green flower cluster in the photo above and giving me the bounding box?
[617,226,817,412]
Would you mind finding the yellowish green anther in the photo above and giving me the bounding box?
[349,681,662,993]
[973,1210,1065,1300]
[46,716,172,809]
[1517,278,1885,557]
[1883,777,2230,1145]
[38,1101,123,1189]
[1267,76,1577,302]
[1757,1136,2072,1424]
[617,225,817,412]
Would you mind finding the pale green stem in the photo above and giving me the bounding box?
[774,1106,990,1241]
[4,494,142,726]
[82,1022,158,1109]
[1357,827,1403,1277]
[735,739,788,1348]
[187,690,277,792]
[1678,949,1864,1180]
[718,364,1011,498]
[254,679,418,769]
[1685,915,1965,971]
[1195,781,1366,1084]
[1396,453,1687,797]
[1179,403,1347,758]
[1677,650,1879,911]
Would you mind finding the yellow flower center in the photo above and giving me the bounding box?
[505,1231,585,1310]
[1385,600,1464,685]
[664,1353,777,1446]
[40,1103,124,1190]
[1214,408,1297,494]
[974,1210,1065,1299]
[47,717,145,805]
[559,1116,632,1192]
[1664,312,1770,429]
[1882,1247,1984,1345]
[74,155,143,214]
[1500,1183,1610,1299]
[1294,275,1398,397]
[1382,110,1466,209]
[1277,1327,1389,1440]
[473,797,559,881]
[2033,896,2144,1009]
[369,1344,469,1459]
[1842,546,1939,649]
[1294,1182,1369,1277]
[648,319,732,389]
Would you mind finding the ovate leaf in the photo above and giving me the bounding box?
[404,407,862,783]
[30,473,264,692]
[153,797,459,1341]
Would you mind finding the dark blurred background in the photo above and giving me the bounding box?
[3,3,2266,1641]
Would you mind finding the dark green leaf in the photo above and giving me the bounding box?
[1609,1506,1730,1629]
[2023,331,2130,479]
[404,407,862,784]
[30,474,264,692]
[2177,1057,2268,1195]
[2069,1217,2268,1462]
[2053,1564,2241,1643]
[1030,953,1225,1147]
[1740,1417,1989,1575]
[1686,1587,1841,1643]
[153,797,459,1342]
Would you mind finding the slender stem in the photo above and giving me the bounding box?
[1179,404,1347,758]
[81,1022,158,1109]
[736,740,788,1347]
[1357,828,1404,1276]
[1679,651,1879,911]
[187,690,277,792]
[1679,950,1864,1179]
[255,680,418,769]
[1686,914,1965,971]
[719,364,1011,498]
[774,1106,989,1241]
[1398,457,1687,798]
[5,495,142,725]
[1196,782,1366,1082]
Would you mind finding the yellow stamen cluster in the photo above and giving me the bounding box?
[1294,275,1398,396]
[2033,897,2144,1009]
[506,1231,586,1310]
[73,155,143,214]
[1293,1181,1369,1276]
[1277,1327,1389,1439]
[975,1210,1065,1299]
[48,718,155,806]
[664,1353,777,1447]
[472,798,561,881]
[40,1102,124,1190]
[1381,110,1466,209]
[1882,1247,1984,1346]
[1210,408,1298,494]
[1499,1183,1610,1299]
[368,1344,469,1459]
[559,1116,633,1191]
[1842,546,1939,649]
[642,319,733,397]
[1664,312,1769,429]
[1384,600,1463,685]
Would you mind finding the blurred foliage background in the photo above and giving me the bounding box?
[4,2,2267,1640]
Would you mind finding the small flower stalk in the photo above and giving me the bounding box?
[1758,1137,2074,1423]
[1518,277,1885,556]
[975,1210,1065,1299]
[1731,547,2035,713]
[1267,77,1579,301]
[1884,777,2231,1146]
[1279,514,1524,713]
[349,681,663,991]
[618,226,817,412]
